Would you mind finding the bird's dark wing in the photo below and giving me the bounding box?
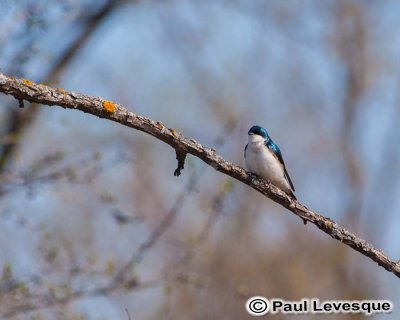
[283,167,295,193]
[244,144,248,158]
[266,140,295,192]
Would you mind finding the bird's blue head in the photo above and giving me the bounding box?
[248,125,269,140]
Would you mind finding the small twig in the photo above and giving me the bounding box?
[18,98,24,108]
[174,149,187,176]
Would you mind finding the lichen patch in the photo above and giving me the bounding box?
[102,100,116,113]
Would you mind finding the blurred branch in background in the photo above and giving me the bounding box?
[0,0,123,172]
[1,273,160,319]
[0,121,236,318]
[109,121,236,288]
[1,73,400,280]
[0,150,133,198]
[335,1,368,225]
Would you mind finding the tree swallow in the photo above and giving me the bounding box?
[244,125,296,200]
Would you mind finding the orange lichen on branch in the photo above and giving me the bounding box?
[102,100,116,113]
[22,79,34,86]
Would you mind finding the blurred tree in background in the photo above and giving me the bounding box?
[0,0,399,319]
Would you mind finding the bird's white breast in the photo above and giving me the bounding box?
[245,137,290,193]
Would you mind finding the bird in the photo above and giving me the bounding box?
[244,125,296,200]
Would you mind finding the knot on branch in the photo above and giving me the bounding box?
[174,149,187,176]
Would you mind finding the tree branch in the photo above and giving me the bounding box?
[1,72,399,278]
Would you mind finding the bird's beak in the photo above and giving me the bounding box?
[248,132,254,136]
